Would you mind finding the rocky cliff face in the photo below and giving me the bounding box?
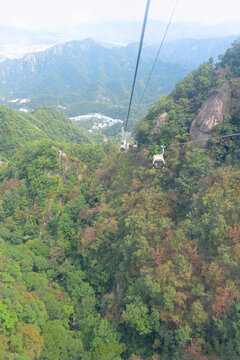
[153,112,168,133]
[190,81,231,141]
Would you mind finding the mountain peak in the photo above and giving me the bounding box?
[47,38,101,56]
[78,37,101,50]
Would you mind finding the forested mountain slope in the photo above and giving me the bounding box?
[136,39,240,153]
[0,105,90,158]
[0,41,239,360]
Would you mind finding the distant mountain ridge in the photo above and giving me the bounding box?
[1,19,239,61]
[0,36,238,124]
[66,20,240,45]
[0,38,191,120]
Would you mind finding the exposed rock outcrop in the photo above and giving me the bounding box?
[190,81,231,142]
[153,112,168,133]
[58,149,67,160]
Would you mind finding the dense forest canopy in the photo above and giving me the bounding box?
[0,106,91,159]
[0,40,239,359]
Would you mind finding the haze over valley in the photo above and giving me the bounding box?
[1,19,240,60]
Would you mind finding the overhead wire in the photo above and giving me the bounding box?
[166,132,240,148]
[140,132,240,149]
[136,0,180,115]
[124,0,151,132]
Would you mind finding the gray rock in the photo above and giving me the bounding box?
[153,112,168,133]
[190,81,231,143]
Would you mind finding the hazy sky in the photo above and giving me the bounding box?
[2,0,240,29]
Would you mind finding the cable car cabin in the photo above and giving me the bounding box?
[120,139,129,151]
[153,145,165,169]
[153,154,165,169]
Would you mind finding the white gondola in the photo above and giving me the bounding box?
[153,145,165,169]
[120,129,130,151]
[120,138,128,151]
